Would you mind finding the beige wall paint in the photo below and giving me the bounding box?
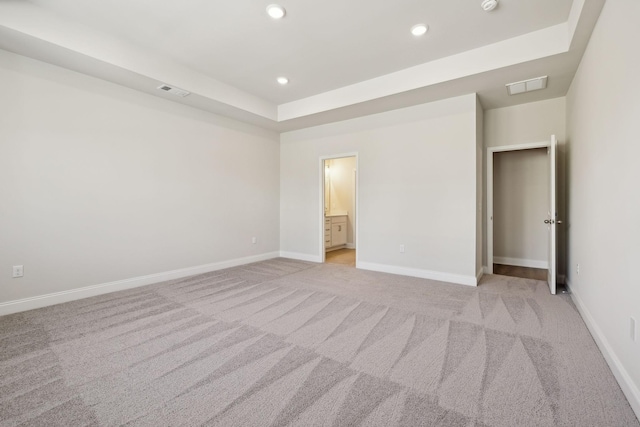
[475,96,484,276]
[326,157,356,245]
[566,0,640,415]
[0,50,280,304]
[483,97,566,272]
[493,148,548,265]
[484,98,566,148]
[281,94,480,282]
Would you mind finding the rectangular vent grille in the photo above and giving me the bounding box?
[506,76,548,96]
[157,84,190,97]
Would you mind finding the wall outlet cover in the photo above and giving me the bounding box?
[12,265,24,278]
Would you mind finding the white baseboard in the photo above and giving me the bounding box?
[485,265,565,284]
[567,279,640,420]
[346,243,356,249]
[476,268,484,285]
[358,262,477,287]
[325,245,347,253]
[493,256,548,269]
[0,252,280,317]
[279,251,322,263]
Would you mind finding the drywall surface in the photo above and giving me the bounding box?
[281,94,479,281]
[566,0,640,417]
[475,96,483,276]
[484,98,566,148]
[493,148,548,265]
[0,49,280,304]
[483,97,566,271]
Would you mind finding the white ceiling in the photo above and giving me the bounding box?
[0,0,604,131]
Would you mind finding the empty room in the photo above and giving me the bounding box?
[1,0,639,426]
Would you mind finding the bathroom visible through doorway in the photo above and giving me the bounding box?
[322,155,357,266]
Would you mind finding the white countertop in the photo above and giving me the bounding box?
[325,212,348,217]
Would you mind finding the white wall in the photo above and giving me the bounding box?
[475,96,483,277]
[493,148,548,267]
[0,49,280,307]
[483,97,566,271]
[326,157,356,246]
[484,98,566,149]
[281,94,480,285]
[566,0,640,417]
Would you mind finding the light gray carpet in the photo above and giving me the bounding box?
[1,258,637,426]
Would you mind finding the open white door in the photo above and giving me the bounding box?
[546,135,557,295]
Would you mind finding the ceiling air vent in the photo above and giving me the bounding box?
[506,76,548,96]
[157,84,190,97]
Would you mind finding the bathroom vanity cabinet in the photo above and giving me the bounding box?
[325,215,347,249]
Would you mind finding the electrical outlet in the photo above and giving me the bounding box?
[399,244,405,253]
[631,318,636,341]
[252,237,257,244]
[576,263,580,275]
[12,265,24,278]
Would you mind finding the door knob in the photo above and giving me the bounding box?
[544,219,563,224]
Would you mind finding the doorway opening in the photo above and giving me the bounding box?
[492,147,549,280]
[322,155,357,267]
[487,137,559,294]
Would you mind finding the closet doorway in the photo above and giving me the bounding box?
[321,155,358,267]
[487,136,560,294]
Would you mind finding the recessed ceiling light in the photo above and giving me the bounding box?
[277,77,289,85]
[266,4,286,19]
[411,24,428,37]
[481,0,498,12]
